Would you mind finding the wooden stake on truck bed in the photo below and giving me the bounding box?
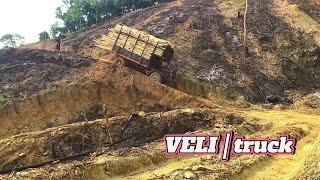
[96,24,173,62]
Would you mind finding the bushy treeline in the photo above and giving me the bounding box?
[50,0,172,38]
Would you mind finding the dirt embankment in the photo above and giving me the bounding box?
[0,108,263,179]
[0,58,217,139]
[0,109,247,173]
[1,107,316,180]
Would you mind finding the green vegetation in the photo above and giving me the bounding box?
[50,22,65,38]
[0,95,7,106]
[0,34,24,48]
[0,65,5,71]
[232,0,245,4]
[48,83,65,92]
[51,0,173,36]
[39,31,50,42]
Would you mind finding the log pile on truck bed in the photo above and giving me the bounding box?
[95,24,174,62]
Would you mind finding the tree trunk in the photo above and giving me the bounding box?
[244,0,249,46]
[122,0,125,15]
[96,8,99,24]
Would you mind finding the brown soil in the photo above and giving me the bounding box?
[0,58,218,138]
[24,0,320,102]
[0,108,247,173]
[0,48,94,100]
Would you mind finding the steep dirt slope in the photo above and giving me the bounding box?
[0,48,94,100]
[0,55,218,138]
[24,0,320,102]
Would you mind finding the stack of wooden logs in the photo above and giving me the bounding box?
[95,24,173,60]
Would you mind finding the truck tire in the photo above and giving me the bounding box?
[115,57,126,66]
[150,72,162,83]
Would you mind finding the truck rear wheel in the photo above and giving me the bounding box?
[149,72,162,83]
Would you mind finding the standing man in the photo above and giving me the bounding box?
[56,34,61,51]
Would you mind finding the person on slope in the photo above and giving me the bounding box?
[56,34,61,51]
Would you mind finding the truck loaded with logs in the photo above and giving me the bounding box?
[96,24,176,82]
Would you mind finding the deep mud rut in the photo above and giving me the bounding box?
[0,108,318,179]
[236,109,320,180]
[122,109,319,180]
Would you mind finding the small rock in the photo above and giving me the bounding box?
[206,155,213,160]
[215,123,223,128]
[51,160,62,165]
[266,95,293,105]
[303,92,320,108]
[262,103,274,109]
[3,85,10,89]
[138,111,146,117]
[171,171,180,177]
[184,171,196,179]
[274,104,286,110]
[183,109,195,116]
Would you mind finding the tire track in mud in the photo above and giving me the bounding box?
[0,109,317,179]
[0,108,256,179]
[234,109,320,180]
[124,121,310,180]
[236,133,320,180]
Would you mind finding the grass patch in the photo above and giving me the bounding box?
[48,83,65,92]
[231,0,245,4]
[218,0,245,5]
[0,95,7,106]
[0,65,6,71]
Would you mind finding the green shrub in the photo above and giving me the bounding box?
[232,0,245,4]
[0,65,5,71]
[0,95,7,106]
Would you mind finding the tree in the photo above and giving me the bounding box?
[39,31,50,42]
[50,22,65,38]
[0,34,24,48]
[52,0,174,34]
[55,7,65,20]
[89,0,102,24]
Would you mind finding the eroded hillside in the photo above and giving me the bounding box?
[25,0,320,102]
